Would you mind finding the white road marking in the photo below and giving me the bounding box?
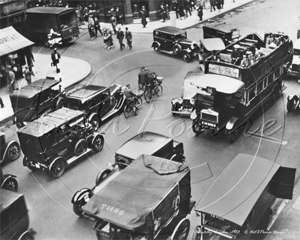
[138,104,154,134]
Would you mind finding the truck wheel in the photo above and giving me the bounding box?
[183,53,192,62]
[2,178,18,192]
[90,114,100,130]
[226,127,240,143]
[92,135,104,153]
[171,218,190,240]
[191,226,201,240]
[74,139,88,156]
[50,157,66,178]
[6,142,21,162]
[95,169,112,186]
[192,118,203,135]
[73,200,86,217]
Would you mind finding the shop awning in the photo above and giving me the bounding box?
[0,26,34,57]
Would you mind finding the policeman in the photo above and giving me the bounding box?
[138,66,148,89]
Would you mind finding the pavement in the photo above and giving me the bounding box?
[0,0,254,126]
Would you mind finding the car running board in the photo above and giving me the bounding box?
[67,148,93,165]
[101,109,120,121]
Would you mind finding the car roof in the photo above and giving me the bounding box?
[26,6,75,15]
[0,189,24,212]
[10,79,60,99]
[115,131,173,159]
[82,154,189,231]
[200,38,226,51]
[194,154,280,227]
[186,72,244,94]
[65,85,107,103]
[203,25,237,34]
[17,107,85,137]
[154,26,186,36]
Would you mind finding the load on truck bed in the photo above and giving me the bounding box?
[82,154,194,240]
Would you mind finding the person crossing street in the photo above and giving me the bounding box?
[116,27,125,50]
[125,27,132,49]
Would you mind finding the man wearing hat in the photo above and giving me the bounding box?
[116,26,125,50]
[240,54,250,67]
[138,67,148,89]
[24,66,35,85]
[231,44,242,65]
[6,65,18,93]
[123,84,138,115]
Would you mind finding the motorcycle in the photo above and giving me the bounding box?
[287,94,300,112]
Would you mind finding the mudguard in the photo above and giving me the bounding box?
[1,174,17,188]
[226,117,239,130]
[190,110,197,120]
[71,188,92,204]
[88,112,98,122]
[173,44,182,53]
[151,41,160,48]
[3,140,19,161]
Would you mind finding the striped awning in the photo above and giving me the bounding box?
[0,26,34,57]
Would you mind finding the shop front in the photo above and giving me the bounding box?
[0,27,34,88]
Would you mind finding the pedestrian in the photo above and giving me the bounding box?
[197,4,203,21]
[23,66,35,85]
[210,0,216,11]
[116,27,126,50]
[159,4,167,22]
[6,65,18,93]
[83,6,89,23]
[125,27,132,49]
[88,15,96,40]
[94,17,103,37]
[165,4,170,19]
[184,0,192,17]
[106,29,115,50]
[76,7,82,26]
[173,3,180,18]
[220,0,224,8]
[140,6,147,28]
[110,15,117,34]
[0,97,4,108]
[216,0,221,12]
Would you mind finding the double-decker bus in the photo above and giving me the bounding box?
[0,0,27,29]
[190,32,293,142]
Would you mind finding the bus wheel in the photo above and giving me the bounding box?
[192,118,203,135]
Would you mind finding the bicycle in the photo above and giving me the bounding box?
[144,78,163,103]
[123,95,143,118]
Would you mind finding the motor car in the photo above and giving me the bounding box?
[191,32,292,142]
[0,189,36,240]
[151,26,199,62]
[114,131,185,167]
[0,132,21,164]
[0,168,18,192]
[193,153,295,240]
[287,37,300,78]
[63,84,126,130]
[74,154,195,240]
[26,7,79,44]
[171,71,204,117]
[10,78,64,128]
[18,107,104,178]
[202,25,240,46]
[72,131,186,217]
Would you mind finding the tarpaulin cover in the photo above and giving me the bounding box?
[82,154,189,231]
[195,154,280,227]
[0,26,34,57]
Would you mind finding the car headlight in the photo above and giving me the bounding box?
[190,99,195,105]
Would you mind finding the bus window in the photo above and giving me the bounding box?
[257,81,264,93]
[267,74,273,86]
[247,85,256,102]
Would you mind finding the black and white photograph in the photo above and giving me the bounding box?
[0,0,299,240]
